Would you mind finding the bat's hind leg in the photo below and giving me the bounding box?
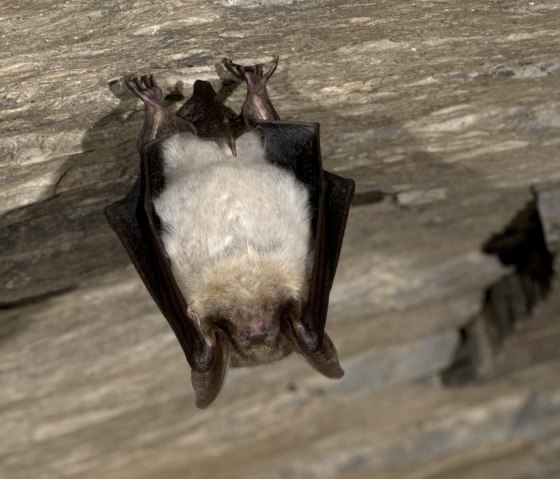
[223,56,280,121]
[124,75,195,148]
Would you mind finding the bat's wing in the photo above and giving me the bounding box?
[225,57,354,379]
[257,120,355,379]
[106,76,235,408]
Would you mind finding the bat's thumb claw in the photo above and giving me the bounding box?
[191,331,232,408]
[305,333,344,379]
[282,322,344,379]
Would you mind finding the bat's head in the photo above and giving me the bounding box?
[186,257,306,367]
[211,296,298,367]
[196,287,343,379]
[195,285,299,368]
[186,258,343,407]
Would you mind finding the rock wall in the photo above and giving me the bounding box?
[1,1,559,478]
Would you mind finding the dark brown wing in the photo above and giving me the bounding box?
[105,75,236,407]
[223,57,355,379]
[256,120,355,378]
[105,146,213,372]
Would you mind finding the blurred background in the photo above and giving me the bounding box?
[1,1,559,477]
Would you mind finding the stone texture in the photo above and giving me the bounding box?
[1,1,559,478]
[538,184,560,253]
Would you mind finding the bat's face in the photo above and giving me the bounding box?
[209,299,297,367]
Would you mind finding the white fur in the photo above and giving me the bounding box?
[153,131,313,317]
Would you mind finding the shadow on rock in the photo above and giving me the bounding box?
[0,66,248,310]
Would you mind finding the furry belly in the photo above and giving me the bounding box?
[153,136,313,310]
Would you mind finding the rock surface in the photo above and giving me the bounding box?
[1,1,559,478]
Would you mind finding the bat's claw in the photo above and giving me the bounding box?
[124,74,164,107]
[223,56,279,81]
[124,74,194,148]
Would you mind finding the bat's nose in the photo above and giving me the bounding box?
[245,321,268,345]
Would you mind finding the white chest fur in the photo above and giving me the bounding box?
[153,131,313,320]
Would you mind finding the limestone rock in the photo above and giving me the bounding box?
[1,1,559,478]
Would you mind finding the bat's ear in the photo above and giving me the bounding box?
[281,303,344,379]
[191,330,232,408]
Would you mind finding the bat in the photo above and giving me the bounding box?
[105,56,354,408]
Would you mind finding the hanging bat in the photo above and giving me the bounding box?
[105,56,354,408]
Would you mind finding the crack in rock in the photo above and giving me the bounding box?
[442,191,556,384]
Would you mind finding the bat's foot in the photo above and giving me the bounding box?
[124,75,164,108]
[124,74,195,148]
[222,56,280,121]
